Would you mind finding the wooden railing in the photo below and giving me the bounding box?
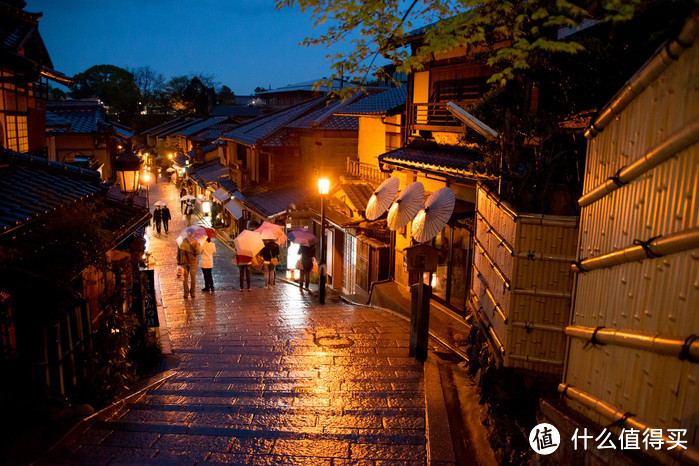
[347,158,390,183]
[408,102,463,132]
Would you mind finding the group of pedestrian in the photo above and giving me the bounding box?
[233,239,280,291]
[152,205,172,235]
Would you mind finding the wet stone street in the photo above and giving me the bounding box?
[44,180,428,465]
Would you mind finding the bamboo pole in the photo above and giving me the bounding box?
[585,10,699,139]
[511,288,572,299]
[511,321,565,333]
[474,238,511,290]
[572,227,699,273]
[508,354,564,366]
[476,211,514,254]
[470,291,506,355]
[514,251,577,263]
[566,325,699,362]
[472,262,509,324]
[559,383,699,466]
[579,119,699,207]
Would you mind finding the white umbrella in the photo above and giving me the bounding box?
[411,187,455,243]
[181,194,196,201]
[154,200,168,207]
[387,182,424,230]
[233,230,265,257]
[365,177,400,221]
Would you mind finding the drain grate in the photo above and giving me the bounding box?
[313,334,355,348]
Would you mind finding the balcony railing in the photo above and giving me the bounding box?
[408,102,463,132]
[347,158,390,183]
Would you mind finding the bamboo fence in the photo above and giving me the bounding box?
[564,29,699,456]
[472,183,578,375]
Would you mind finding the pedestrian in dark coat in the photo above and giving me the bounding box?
[298,244,316,291]
[261,240,280,288]
[152,206,163,234]
[161,206,171,233]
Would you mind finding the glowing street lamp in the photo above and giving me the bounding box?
[318,177,329,304]
[115,149,141,201]
[142,170,151,209]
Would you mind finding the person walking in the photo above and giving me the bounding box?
[184,199,195,226]
[261,240,280,289]
[200,237,216,292]
[152,206,163,235]
[161,205,171,234]
[235,250,252,291]
[298,243,316,291]
[180,187,188,213]
[177,233,202,299]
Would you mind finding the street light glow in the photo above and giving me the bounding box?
[143,172,151,183]
[318,178,329,195]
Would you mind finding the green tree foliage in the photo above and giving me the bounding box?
[69,65,141,124]
[279,0,693,213]
[217,85,237,105]
[166,74,217,115]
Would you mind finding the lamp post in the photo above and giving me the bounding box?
[115,148,141,203]
[318,177,329,304]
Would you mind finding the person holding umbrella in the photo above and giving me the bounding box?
[260,239,280,289]
[161,204,171,234]
[298,243,316,291]
[177,230,203,299]
[200,236,216,292]
[180,187,188,213]
[183,198,195,226]
[152,206,163,235]
[233,230,265,291]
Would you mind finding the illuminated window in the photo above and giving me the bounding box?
[5,115,28,152]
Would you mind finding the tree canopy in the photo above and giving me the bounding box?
[69,65,141,124]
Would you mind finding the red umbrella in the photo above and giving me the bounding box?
[204,227,216,238]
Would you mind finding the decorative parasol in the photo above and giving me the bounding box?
[411,187,455,243]
[233,230,265,257]
[365,177,400,221]
[154,200,168,207]
[387,182,424,231]
[287,228,318,247]
[255,221,287,245]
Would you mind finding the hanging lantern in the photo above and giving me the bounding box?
[115,149,142,196]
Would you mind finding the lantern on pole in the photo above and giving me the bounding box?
[115,148,142,200]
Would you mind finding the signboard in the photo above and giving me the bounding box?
[242,209,250,221]
[141,269,159,327]
[405,243,439,272]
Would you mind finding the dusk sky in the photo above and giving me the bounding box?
[25,0,375,95]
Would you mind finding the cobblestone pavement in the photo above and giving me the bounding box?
[46,180,428,465]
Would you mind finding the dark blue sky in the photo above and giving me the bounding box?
[25,0,364,95]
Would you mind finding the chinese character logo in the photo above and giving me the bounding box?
[530,423,561,455]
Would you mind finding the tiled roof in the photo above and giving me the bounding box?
[378,142,486,180]
[101,198,151,247]
[211,106,261,117]
[189,161,228,184]
[338,86,407,116]
[0,149,104,233]
[245,187,312,218]
[288,100,359,131]
[46,101,109,134]
[175,117,228,137]
[153,118,201,138]
[220,97,326,146]
[141,114,195,135]
[216,178,240,197]
[338,181,375,213]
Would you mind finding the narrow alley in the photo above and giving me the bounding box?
[43,180,430,464]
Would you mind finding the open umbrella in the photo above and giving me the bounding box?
[181,194,196,201]
[154,200,168,207]
[411,187,455,243]
[365,177,400,221]
[233,230,265,257]
[176,225,208,245]
[255,221,287,244]
[204,227,216,238]
[287,228,318,247]
[387,182,424,231]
